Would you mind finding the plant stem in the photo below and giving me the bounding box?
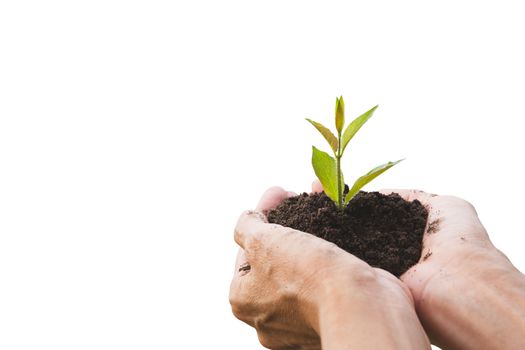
[336,135,343,210]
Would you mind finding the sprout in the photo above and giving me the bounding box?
[306,96,403,210]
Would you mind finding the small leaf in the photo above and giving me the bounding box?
[305,119,338,154]
[312,146,339,203]
[335,96,345,134]
[345,159,404,203]
[341,105,378,154]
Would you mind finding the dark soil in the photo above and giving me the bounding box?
[267,191,428,277]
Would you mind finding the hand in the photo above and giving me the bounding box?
[230,187,430,350]
[380,189,525,349]
[230,187,321,349]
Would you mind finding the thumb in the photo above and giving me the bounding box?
[311,179,323,193]
[256,186,296,211]
[234,210,270,250]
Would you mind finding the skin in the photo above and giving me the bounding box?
[231,183,525,348]
[229,187,430,350]
[377,188,525,349]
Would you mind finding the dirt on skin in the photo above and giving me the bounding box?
[267,191,429,277]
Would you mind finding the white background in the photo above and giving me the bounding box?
[1,1,524,349]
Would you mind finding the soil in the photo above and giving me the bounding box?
[267,191,428,277]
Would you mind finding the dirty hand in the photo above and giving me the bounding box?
[230,187,430,350]
[380,189,525,349]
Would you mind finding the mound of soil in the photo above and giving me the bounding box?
[267,191,428,277]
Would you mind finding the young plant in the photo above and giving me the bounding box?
[306,96,403,210]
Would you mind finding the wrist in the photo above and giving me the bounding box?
[314,266,430,349]
[301,256,375,334]
[417,246,525,349]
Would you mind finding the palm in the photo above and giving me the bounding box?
[390,191,493,304]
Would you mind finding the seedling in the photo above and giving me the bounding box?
[306,96,403,210]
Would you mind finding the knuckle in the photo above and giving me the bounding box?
[257,331,279,350]
[236,210,252,226]
[319,241,344,259]
[257,331,297,350]
[230,304,248,322]
[246,225,282,250]
[228,285,241,309]
[325,240,341,252]
[462,198,477,212]
[229,295,254,325]
[229,278,249,309]
[229,301,242,317]
[351,263,378,283]
[441,195,478,213]
[253,315,278,348]
[244,210,268,223]
[277,228,300,243]
[228,283,239,303]
[440,194,463,203]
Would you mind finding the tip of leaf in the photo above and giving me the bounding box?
[393,158,405,164]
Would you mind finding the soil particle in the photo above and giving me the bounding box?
[267,191,428,277]
[427,219,440,234]
[423,250,433,261]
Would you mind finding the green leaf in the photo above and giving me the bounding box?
[345,159,404,203]
[305,119,338,154]
[341,105,378,154]
[312,146,340,203]
[335,96,345,134]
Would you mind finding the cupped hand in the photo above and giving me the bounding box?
[378,190,492,295]
[229,187,426,350]
[379,189,514,346]
[230,186,343,349]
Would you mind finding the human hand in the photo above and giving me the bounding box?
[230,186,430,350]
[379,189,524,349]
[230,187,321,349]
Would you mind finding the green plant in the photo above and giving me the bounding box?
[306,96,403,210]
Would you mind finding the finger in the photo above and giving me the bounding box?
[256,327,321,350]
[423,195,489,241]
[256,186,296,212]
[311,179,323,193]
[234,210,276,249]
[229,273,257,328]
[379,188,435,204]
[401,195,491,291]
